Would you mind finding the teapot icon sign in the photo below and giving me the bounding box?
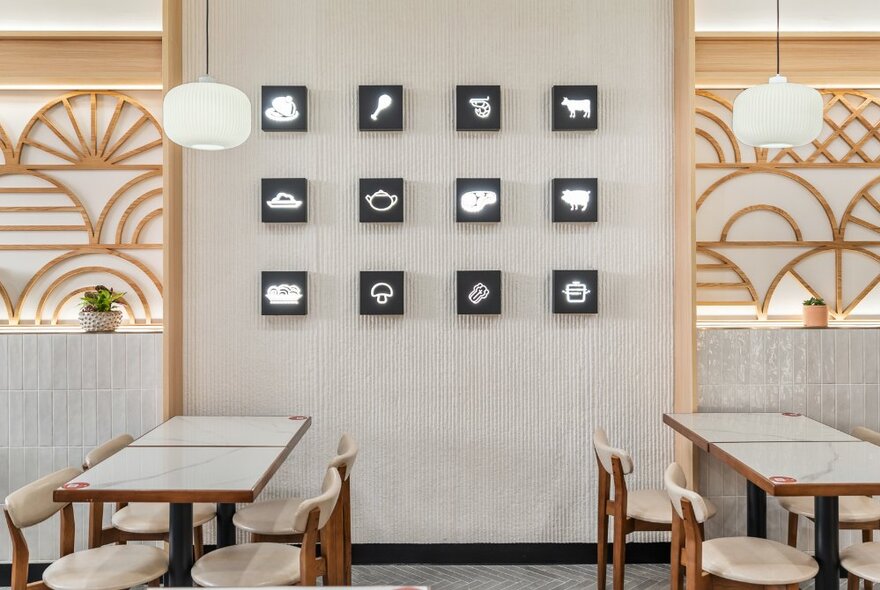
[364,190,398,212]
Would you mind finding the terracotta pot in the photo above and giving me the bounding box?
[78,310,123,332]
[803,305,828,328]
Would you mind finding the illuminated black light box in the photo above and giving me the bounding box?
[262,178,308,223]
[456,178,501,223]
[359,178,404,223]
[551,178,598,223]
[456,85,501,131]
[457,270,501,315]
[360,271,404,315]
[261,86,308,132]
[262,271,308,316]
[552,85,598,131]
[552,270,598,314]
[358,85,404,131]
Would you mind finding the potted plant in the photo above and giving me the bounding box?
[803,296,828,328]
[78,285,126,332]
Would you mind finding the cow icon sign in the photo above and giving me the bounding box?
[552,85,598,131]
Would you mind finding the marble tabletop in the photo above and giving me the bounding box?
[132,415,311,447]
[664,412,857,451]
[54,445,291,502]
[712,440,880,496]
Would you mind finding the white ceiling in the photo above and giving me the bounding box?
[0,0,161,31]
[0,0,873,34]
[697,0,880,32]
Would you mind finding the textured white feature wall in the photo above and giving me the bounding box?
[183,0,673,543]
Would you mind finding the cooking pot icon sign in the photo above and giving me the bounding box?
[370,282,394,304]
[562,281,590,304]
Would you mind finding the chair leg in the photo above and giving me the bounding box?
[670,517,683,590]
[612,517,626,590]
[597,509,608,589]
[850,573,862,590]
[786,512,798,548]
[193,526,204,559]
[862,529,875,590]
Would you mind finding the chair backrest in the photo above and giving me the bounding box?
[592,428,634,475]
[293,468,343,531]
[664,462,710,523]
[4,467,82,529]
[83,434,134,469]
[328,433,358,480]
[853,426,880,447]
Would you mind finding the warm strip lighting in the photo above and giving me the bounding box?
[0,84,163,90]
[698,319,880,329]
[0,325,162,334]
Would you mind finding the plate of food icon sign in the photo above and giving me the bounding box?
[262,178,308,222]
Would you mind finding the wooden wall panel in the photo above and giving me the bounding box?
[696,33,880,88]
[0,33,162,87]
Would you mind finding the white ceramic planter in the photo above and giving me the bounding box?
[78,310,123,332]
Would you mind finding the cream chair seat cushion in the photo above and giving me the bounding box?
[111,502,216,534]
[42,544,167,590]
[842,541,880,583]
[233,497,306,535]
[191,543,301,587]
[626,489,717,524]
[702,537,819,585]
[779,495,880,522]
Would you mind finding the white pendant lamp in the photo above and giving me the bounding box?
[163,0,251,150]
[731,0,823,149]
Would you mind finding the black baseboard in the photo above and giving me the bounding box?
[0,542,669,583]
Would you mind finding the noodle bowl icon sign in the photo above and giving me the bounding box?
[265,284,303,305]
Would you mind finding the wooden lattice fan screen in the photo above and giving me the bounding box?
[696,89,880,321]
[0,90,163,327]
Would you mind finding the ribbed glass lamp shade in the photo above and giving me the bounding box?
[732,75,824,149]
[163,76,251,150]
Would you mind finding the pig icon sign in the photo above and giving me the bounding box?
[560,189,590,212]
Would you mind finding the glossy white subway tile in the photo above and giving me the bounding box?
[6,334,22,390]
[125,335,140,389]
[96,334,111,389]
[21,334,37,389]
[81,389,97,447]
[66,335,82,389]
[22,390,37,447]
[67,390,82,446]
[81,334,97,389]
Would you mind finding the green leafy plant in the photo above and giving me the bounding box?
[803,296,826,306]
[79,285,126,313]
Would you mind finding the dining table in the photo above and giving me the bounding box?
[53,415,312,587]
[664,412,880,590]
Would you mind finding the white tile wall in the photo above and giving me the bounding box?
[697,327,880,551]
[0,333,163,563]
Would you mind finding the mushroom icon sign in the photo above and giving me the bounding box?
[370,283,394,304]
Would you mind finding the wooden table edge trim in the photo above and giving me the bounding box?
[132,414,313,446]
[708,441,880,497]
[250,416,312,500]
[662,413,711,452]
[53,488,256,503]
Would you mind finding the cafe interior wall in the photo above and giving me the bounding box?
[182,0,675,544]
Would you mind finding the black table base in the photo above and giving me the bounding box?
[746,481,767,538]
[168,503,194,586]
[814,496,840,590]
[217,503,237,548]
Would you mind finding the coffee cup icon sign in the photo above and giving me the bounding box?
[562,281,590,304]
[364,189,398,212]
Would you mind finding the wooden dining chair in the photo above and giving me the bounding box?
[232,432,358,585]
[191,467,343,587]
[3,467,168,590]
[83,433,216,557]
[594,429,709,590]
[665,462,818,590]
[841,541,880,589]
[781,425,880,586]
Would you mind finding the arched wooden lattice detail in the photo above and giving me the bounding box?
[0,170,95,239]
[696,248,760,318]
[94,170,162,242]
[16,91,162,170]
[840,175,880,240]
[720,205,803,242]
[33,266,152,325]
[761,247,880,320]
[0,122,14,166]
[0,280,14,322]
[49,286,136,326]
[10,249,162,326]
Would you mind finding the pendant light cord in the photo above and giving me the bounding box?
[205,0,210,76]
[776,0,780,75]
